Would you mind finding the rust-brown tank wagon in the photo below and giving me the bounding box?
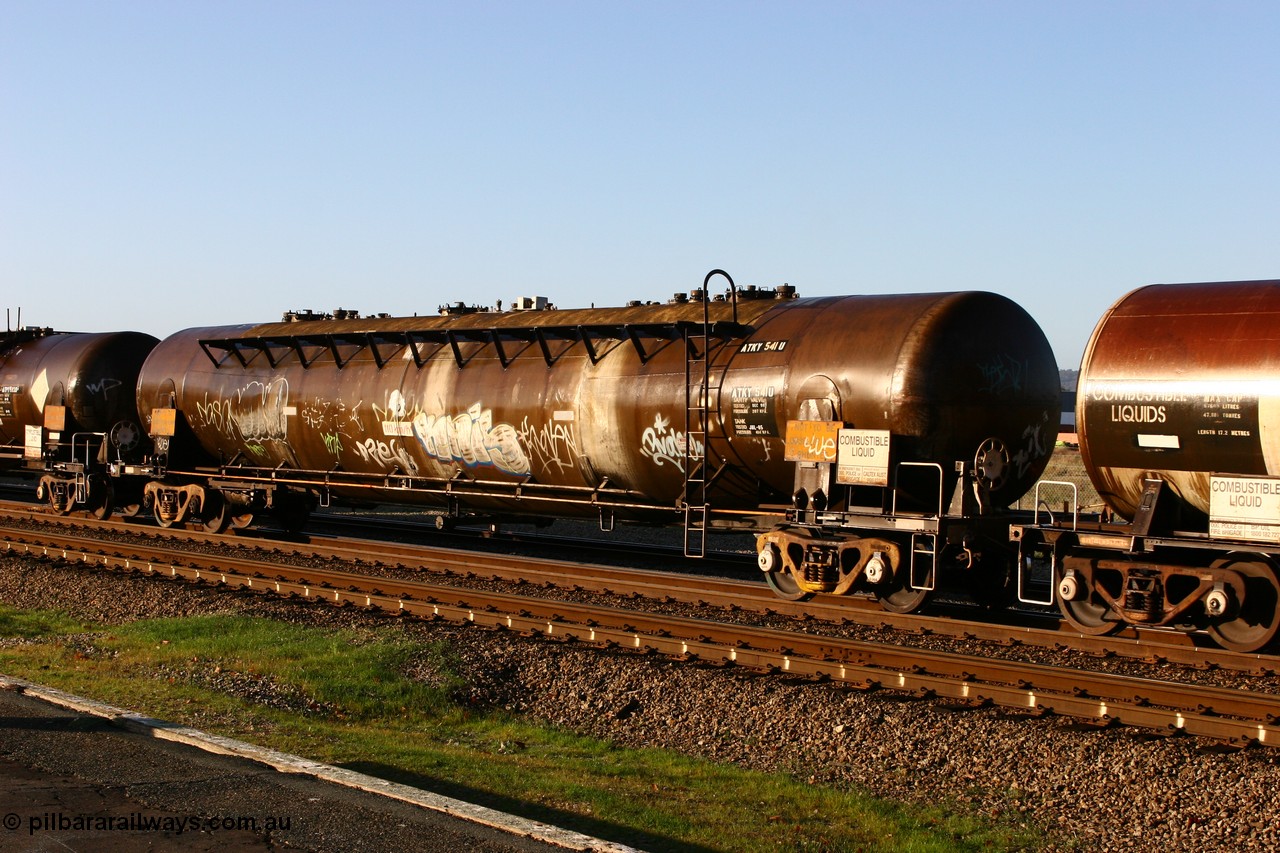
[132,288,1059,540]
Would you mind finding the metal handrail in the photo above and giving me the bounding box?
[1033,480,1079,531]
[891,462,945,518]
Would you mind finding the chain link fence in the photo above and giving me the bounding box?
[1015,445,1102,515]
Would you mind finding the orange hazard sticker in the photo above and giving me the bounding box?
[150,408,177,437]
[784,420,841,463]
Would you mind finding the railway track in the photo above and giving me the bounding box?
[2,507,1279,748]
[3,500,1275,677]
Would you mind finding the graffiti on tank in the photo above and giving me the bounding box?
[640,413,703,473]
[233,379,290,442]
[977,354,1028,396]
[1011,413,1052,480]
[518,416,580,475]
[368,394,404,434]
[84,378,123,399]
[321,432,343,456]
[196,379,290,443]
[195,396,235,436]
[299,399,357,461]
[352,436,419,473]
[299,399,348,430]
[412,403,531,475]
[385,390,408,421]
[321,391,425,472]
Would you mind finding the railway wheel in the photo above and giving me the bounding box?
[87,477,113,521]
[764,568,812,602]
[876,577,930,614]
[200,491,231,534]
[230,512,255,530]
[1206,558,1280,653]
[1055,568,1121,636]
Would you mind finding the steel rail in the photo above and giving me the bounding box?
[0,501,1276,678]
[3,526,1278,747]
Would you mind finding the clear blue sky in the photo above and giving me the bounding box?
[3,2,1277,368]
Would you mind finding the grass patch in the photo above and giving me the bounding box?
[0,605,1042,852]
[0,606,97,638]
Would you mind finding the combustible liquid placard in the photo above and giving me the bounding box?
[1209,475,1280,543]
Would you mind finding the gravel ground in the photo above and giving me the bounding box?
[2,555,1278,853]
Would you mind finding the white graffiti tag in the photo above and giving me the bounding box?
[352,437,419,473]
[1011,413,1052,479]
[298,400,355,460]
[640,413,703,473]
[412,403,531,476]
[195,378,289,443]
[232,379,290,442]
[518,416,580,475]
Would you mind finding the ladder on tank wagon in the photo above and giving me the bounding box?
[683,270,739,557]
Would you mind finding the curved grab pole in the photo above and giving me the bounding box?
[703,268,737,326]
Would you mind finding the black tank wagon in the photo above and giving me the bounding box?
[0,327,158,515]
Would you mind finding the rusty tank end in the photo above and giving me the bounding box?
[0,330,159,456]
[135,287,1058,523]
[1077,280,1280,521]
